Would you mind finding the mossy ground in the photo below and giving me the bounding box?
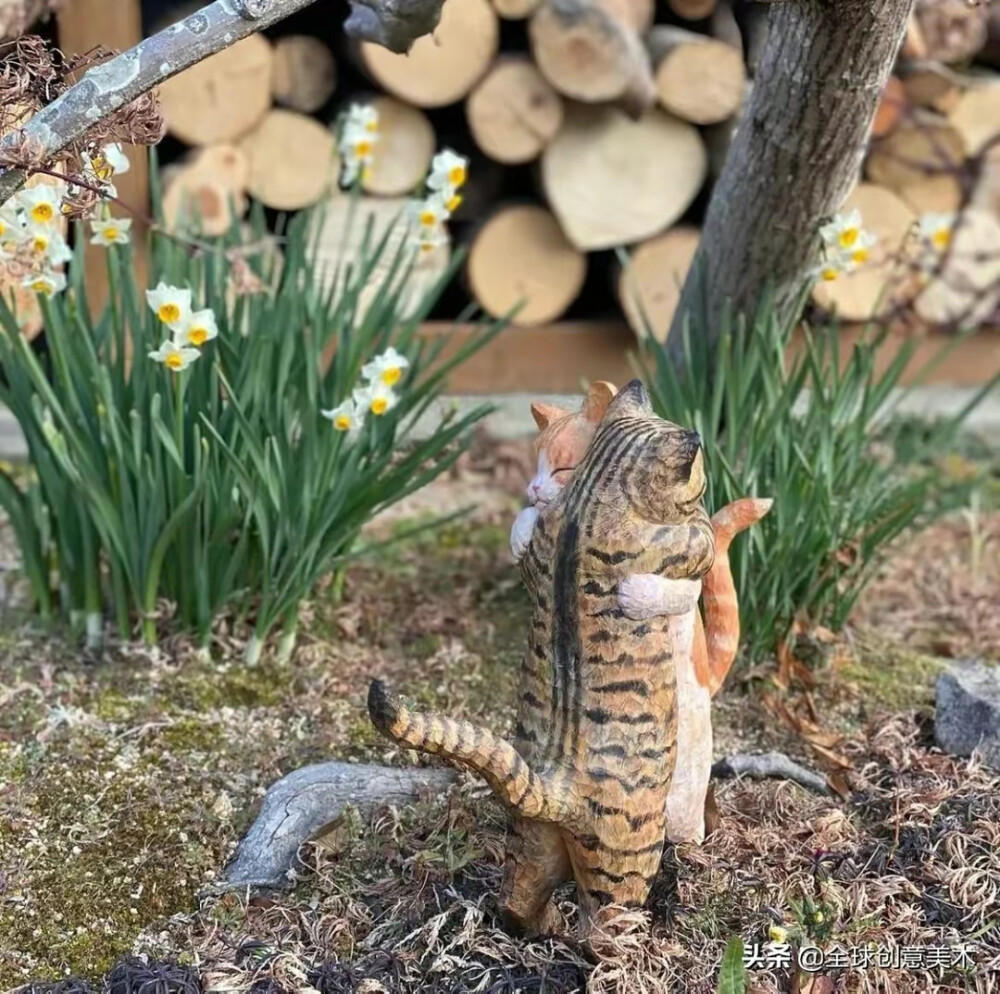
[1,461,999,993]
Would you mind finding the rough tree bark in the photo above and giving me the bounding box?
[665,0,916,362]
[0,0,446,205]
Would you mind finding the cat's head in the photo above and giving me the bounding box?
[526,381,617,505]
[602,378,707,522]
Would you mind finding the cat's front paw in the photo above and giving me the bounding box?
[510,505,540,562]
[618,574,701,620]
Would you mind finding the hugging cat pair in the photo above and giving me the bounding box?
[510,380,770,849]
[369,379,769,941]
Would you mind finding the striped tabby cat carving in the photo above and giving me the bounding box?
[368,379,715,938]
[511,382,772,843]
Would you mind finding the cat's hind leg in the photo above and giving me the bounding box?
[499,819,570,936]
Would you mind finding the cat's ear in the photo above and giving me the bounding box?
[582,381,617,423]
[530,401,569,429]
[604,378,653,420]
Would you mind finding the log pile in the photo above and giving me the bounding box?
[149,0,1000,336]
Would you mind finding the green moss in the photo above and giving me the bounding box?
[840,639,944,712]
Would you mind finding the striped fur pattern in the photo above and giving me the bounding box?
[369,379,715,939]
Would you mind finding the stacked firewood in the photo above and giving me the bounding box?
[149,0,1000,337]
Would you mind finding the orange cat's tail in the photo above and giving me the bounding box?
[368,680,562,822]
[694,498,773,697]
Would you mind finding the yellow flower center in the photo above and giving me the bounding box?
[838,227,859,248]
[932,228,951,249]
[30,203,54,224]
[31,279,51,294]
[355,139,373,158]
[448,164,466,187]
[158,303,181,325]
[187,327,209,347]
[165,352,184,370]
[371,397,388,415]
[851,247,869,264]
[446,193,462,213]
[381,367,402,387]
[334,415,352,431]
[820,267,839,282]
[32,236,48,253]
[419,242,434,254]
[768,925,788,943]
[365,120,378,134]
[103,227,120,242]
[0,222,6,238]
[93,160,114,181]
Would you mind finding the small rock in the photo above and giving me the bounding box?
[935,659,1000,768]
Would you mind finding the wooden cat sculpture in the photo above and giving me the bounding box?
[369,378,714,939]
[514,382,771,844]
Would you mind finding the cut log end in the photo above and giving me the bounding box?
[271,35,338,114]
[542,104,707,251]
[466,58,563,164]
[240,110,337,211]
[529,0,655,116]
[865,112,965,192]
[618,226,700,341]
[359,0,499,108]
[159,33,274,146]
[467,204,586,324]
[360,96,436,196]
[162,145,250,237]
[648,27,745,125]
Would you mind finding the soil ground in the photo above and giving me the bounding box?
[1,440,999,994]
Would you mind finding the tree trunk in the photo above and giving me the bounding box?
[665,0,915,361]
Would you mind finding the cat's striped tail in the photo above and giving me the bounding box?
[367,680,561,823]
[700,497,773,696]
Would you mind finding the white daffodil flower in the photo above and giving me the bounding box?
[819,209,864,251]
[18,185,64,229]
[919,212,956,252]
[146,282,193,331]
[811,250,857,283]
[27,229,73,265]
[175,308,218,348]
[101,144,131,176]
[362,347,410,388]
[414,192,451,231]
[321,396,363,434]
[90,218,132,246]
[148,340,201,372]
[355,380,398,417]
[414,229,448,255]
[427,149,468,196]
[345,103,379,135]
[846,229,877,265]
[22,270,67,297]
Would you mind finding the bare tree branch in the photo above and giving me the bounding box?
[711,751,832,796]
[0,0,446,206]
[218,761,457,891]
